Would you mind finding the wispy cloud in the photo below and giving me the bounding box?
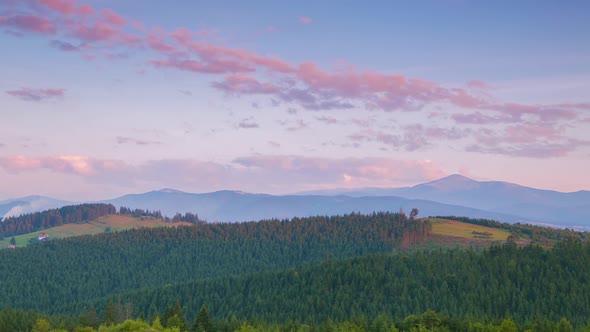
[279,119,309,132]
[0,155,126,176]
[315,116,338,125]
[0,15,56,34]
[298,16,312,24]
[465,123,589,158]
[233,155,445,189]
[178,89,192,96]
[237,117,259,129]
[5,87,65,101]
[116,136,162,146]
[49,39,79,51]
[350,125,469,152]
[465,80,489,89]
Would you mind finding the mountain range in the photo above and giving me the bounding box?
[1,175,589,228]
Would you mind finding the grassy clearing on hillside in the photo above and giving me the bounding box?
[429,218,509,241]
[0,215,191,248]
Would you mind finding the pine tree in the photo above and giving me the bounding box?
[193,304,213,332]
[102,300,117,326]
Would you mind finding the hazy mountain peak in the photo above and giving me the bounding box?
[155,188,186,194]
[422,174,479,191]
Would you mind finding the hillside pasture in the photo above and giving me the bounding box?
[429,218,509,241]
[1,215,191,248]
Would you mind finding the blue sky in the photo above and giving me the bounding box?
[1,0,589,200]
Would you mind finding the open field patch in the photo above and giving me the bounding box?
[429,218,509,241]
[1,215,191,248]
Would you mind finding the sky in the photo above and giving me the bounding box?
[1,0,589,200]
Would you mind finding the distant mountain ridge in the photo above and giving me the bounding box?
[2,175,589,227]
[296,174,590,226]
[102,190,524,223]
[0,196,71,219]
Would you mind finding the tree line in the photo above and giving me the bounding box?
[0,204,207,240]
[1,304,588,332]
[0,204,117,238]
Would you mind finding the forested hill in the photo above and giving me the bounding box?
[0,212,430,314]
[115,239,590,327]
[0,203,116,237]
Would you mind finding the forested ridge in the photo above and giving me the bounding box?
[2,239,590,331]
[89,240,590,327]
[0,212,430,313]
[0,204,117,238]
[2,210,590,331]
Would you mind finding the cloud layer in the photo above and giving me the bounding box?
[0,154,446,192]
[5,87,65,101]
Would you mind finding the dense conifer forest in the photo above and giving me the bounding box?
[1,208,589,331]
[0,212,430,313]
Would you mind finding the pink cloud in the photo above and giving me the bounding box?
[452,112,516,124]
[298,16,312,24]
[0,155,126,176]
[4,0,587,132]
[6,87,65,101]
[100,8,125,26]
[0,155,447,192]
[212,74,278,94]
[0,155,41,171]
[466,123,588,158]
[76,4,95,16]
[70,22,121,42]
[488,102,579,122]
[146,31,178,53]
[466,80,489,89]
[0,15,56,34]
[350,125,468,151]
[233,155,446,188]
[151,58,254,74]
[116,136,162,146]
[165,35,293,73]
[465,141,584,158]
[38,0,76,15]
[1,0,141,54]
